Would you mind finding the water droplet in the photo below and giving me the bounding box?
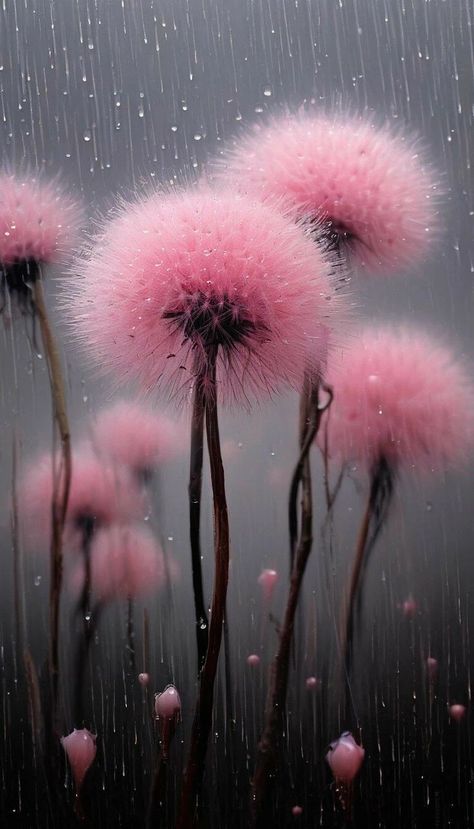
[34,575,41,587]
[83,130,91,142]
[263,87,272,97]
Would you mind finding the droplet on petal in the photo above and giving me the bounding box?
[138,672,150,686]
[449,704,466,722]
[258,569,279,604]
[61,729,97,792]
[247,654,260,667]
[154,684,181,721]
[326,732,365,783]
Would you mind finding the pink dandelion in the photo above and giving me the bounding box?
[0,170,80,316]
[90,400,185,479]
[325,326,474,472]
[211,111,439,270]
[326,326,474,680]
[18,446,145,555]
[1,171,82,721]
[63,188,338,405]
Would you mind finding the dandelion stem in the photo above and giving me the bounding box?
[339,456,394,696]
[251,385,330,825]
[73,525,95,728]
[33,277,72,732]
[288,376,333,571]
[177,351,230,829]
[189,378,209,671]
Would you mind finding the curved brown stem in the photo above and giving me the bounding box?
[33,278,72,732]
[189,380,209,671]
[252,385,330,826]
[177,353,230,829]
[339,456,394,699]
[288,376,333,571]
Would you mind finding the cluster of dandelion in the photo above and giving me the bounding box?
[2,109,473,827]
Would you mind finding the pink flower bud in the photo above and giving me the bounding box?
[292,805,303,816]
[155,685,181,721]
[258,569,279,604]
[402,596,417,618]
[449,704,466,722]
[61,729,97,792]
[247,654,260,667]
[326,732,365,783]
[426,657,438,681]
[138,672,150,686]
[305,676,321,690]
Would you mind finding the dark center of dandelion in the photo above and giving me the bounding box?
[1,258,41,298]
[163,291,258,350]
[309,217,356,257]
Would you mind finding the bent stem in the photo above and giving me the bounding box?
[73,522,96,727]
[288,375,333,571]
[189,377,209,671]
[33,277,72,732]
[251,387,330,826]
[177,353,230,829]
[339,456,394,701]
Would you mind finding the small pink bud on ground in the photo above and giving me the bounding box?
[449,704,466,722]
[247,654,260,667]
[326,732,365,783]
[258,569,279,604]
[292,805,303,816]
[138,672,150,687]
[155,685,181,721]
[306,676,321,690]
[61,729,97,792]
[402,596,417,618]
[426,657,438,680]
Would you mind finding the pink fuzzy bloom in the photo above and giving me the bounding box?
[211,112,439,271]
[90,400,184,472]
[71,525,166,601]
[18,446,144,554]
[62,188,342,406]
[0,171,80,267]
[324,326,474,472]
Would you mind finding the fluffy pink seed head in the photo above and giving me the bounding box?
[212,113,439,271]
[324,326,474,472]
[18,447,144,554]
[64,188,341,406]
[61,728,96,792]
[72,525,166,602]
[0,171,80,266]
[91,401,184,472]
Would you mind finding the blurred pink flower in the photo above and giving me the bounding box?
[63,188,342,406]
[324,326,474,472]
[71,525,169,602]
[0,171,81,314]
[211,112,439,271]
[91,401,185,474]
[18,446,144,554]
